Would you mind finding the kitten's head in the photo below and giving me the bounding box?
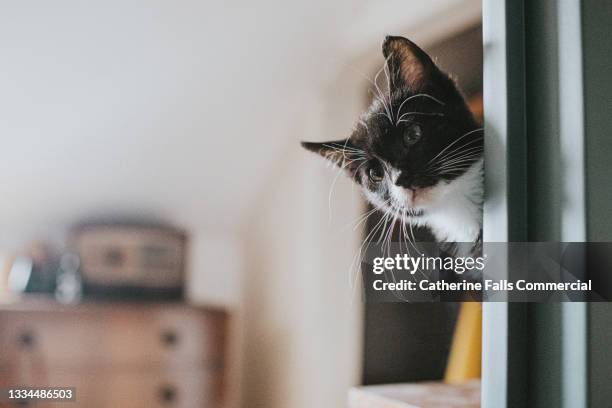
[302,36,482,219]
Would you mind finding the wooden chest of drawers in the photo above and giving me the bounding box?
[0,300,228,408]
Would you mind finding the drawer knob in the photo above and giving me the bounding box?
[160,329,179,347]
[17,330,36,349]
[158,385,177,404]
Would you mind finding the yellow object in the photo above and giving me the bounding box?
[444,302,482,383]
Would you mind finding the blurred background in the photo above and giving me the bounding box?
[0,1,481,407]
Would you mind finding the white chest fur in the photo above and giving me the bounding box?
[420,159,483,242]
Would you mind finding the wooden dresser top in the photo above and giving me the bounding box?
[349,380,480,408]
[0,295,227,316]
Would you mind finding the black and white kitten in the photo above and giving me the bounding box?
[302,36,483,244]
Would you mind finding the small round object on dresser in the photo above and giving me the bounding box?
[160,329,179,347]
[17,330,36,349]
[158,384,177,405]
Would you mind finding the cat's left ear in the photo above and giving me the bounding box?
[382,35,441,92]
[301,139,360,168]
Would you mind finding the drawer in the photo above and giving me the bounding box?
[0,367,223,408]
[0,304,226,370]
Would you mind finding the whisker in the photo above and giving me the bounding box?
[345,63,394,125]
[373,59,393,122]
[429,151,484,170]
[402,212,420,253]
[377,211,392,244]
[397,111,444,123]
[428,138,484,164]
[434,145,484,162]
[321,143,367,157]
[435,157,482,170]
[383,208,400,258]
[350,206,380,231]
[425,128,484,167]
[350,160,370,194]
[327,156,365,223]
[383,55,393,119]
[349,209,391,299]
[426,152,482,173]
[432,152,483,169]
[396,93,445,122]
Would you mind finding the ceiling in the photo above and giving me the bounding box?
[0,0,480,245]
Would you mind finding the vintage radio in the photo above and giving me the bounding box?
[72,225,187,299]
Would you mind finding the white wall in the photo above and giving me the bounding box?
[241,72,366,407]
[242,154,364,408]
[187,231,244,307]
[0,0,343,235]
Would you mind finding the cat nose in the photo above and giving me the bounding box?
[395,173,431,190]
[395,173,416,189]
[396,182,418,192]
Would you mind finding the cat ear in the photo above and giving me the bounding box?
[301,139,360,168]
[382,35,439,92]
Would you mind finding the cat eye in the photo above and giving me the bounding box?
[403,124,422,146]
[367,161,384,183]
